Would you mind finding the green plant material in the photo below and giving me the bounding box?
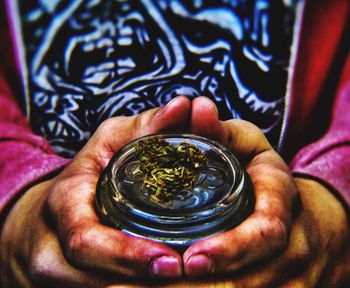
[135,137,207,204]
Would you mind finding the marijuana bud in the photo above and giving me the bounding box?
[135,136,207,204]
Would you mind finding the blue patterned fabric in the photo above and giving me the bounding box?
[13,0,299,157]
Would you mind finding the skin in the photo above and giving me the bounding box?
[1,96,349,287]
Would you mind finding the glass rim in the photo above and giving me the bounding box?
[95,133,254,250]
[105,133,244,218]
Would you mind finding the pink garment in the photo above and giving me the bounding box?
[286,0,350,207]
[0,72,70,213]
[290,80,350,207]
[0,0,349,220]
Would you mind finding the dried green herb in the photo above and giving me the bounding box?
[135,137,207,204]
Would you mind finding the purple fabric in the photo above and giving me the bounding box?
[290,80,350,207]
[0,141,69,210]
[0,72,69,212]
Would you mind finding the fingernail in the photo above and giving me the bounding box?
[202,97,219,118]
[156,97,181,117]
[186,254,213,277]
[151,256,182,278]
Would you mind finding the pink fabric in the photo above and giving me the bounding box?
[0,2,69,215]
[0,0,349,218]
[290,80,350,207]
[0,72,69,212]
[286,0,350,207]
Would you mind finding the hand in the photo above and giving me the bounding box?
[0,96,191,288]
[182,97,350,287]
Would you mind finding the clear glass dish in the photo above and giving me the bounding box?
[95,134,254,251]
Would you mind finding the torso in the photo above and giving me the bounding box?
[8,0,301,157]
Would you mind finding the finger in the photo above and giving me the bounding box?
[47,98,191,277]
[79,95,191,169]
[48,167,182,278]
[30,232,110,288]
[182,212,311,288]
[8,179,110,288]
[31,228,173,288]
[183,158,297,276]
[190,96,273,162]
[190,96,222,140]
[184,121,298,276]
[226,179,349,288]
[224,212,323,288]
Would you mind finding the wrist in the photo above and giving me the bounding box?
[294,177,350,286]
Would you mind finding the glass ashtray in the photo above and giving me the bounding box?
[95,134,254,251]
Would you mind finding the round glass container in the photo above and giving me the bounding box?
[95,134,254,251]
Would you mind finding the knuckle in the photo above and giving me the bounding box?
[29,260,43,282]
[48,178,68,198]
[258,213,289,249]
[288,241,312,272]
[97,118,116,134]
[95,117,127,138]
[45,177,76,216]
[64,226,90,262]
[29,246,52,282]
[234,119,261,133]
[45,180,67,214]
[132,110,154,136]
[294,245,312,265]
[240,120,270,143]
[132,113,143,134]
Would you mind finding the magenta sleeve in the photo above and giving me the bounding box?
[290,80,350,207]
[0,72,70,213]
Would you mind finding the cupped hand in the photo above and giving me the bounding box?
[182,97,350,287]
[0,96,191,288]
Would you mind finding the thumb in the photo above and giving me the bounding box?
[47,96,191,279]
[190,96,272,162]
[79,95,191,170]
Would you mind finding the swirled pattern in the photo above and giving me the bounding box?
[14,0,299,157]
